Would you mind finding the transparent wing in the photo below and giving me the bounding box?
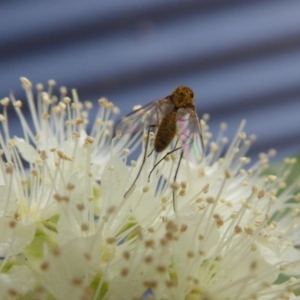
[176,107,204,164]
[115,97,174,136]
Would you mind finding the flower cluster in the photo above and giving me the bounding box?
[0,78,299,300]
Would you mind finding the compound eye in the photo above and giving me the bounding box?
[190,91,194,98]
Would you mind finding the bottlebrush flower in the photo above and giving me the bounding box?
[0,78,299,300]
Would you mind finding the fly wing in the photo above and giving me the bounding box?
[176,107,205,164]
[115,97,174,137]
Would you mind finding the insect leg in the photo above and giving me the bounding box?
[147,147,155,157]
[148,136,180,182]
[172,149,184,212]
[124,124,156,198]
[147,145,182,182]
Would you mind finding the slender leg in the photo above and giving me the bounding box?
[124,124,156,198]
[147,147,155,157]
[172,149,184,212]
[148,145,182,182]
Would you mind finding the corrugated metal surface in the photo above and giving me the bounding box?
[1,0,300,160]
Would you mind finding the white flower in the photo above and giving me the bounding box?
[0,78,299,299]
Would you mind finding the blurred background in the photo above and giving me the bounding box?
[1,0,300,161]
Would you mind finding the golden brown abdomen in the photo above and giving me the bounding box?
[154,111,177,152]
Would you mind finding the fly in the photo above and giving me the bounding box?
[115,86,204,211]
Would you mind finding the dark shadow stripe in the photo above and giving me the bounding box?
[0,0,272,60]
[202,84,300,119]
[72,34,300,100]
